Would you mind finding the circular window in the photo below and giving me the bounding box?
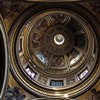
[9,3,100,98]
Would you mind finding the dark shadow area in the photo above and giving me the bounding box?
[0,29,5,92]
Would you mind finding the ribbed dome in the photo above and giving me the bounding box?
[9,3,100,98]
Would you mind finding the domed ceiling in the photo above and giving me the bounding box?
[8,2,100,99]
[0,0,100,100]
